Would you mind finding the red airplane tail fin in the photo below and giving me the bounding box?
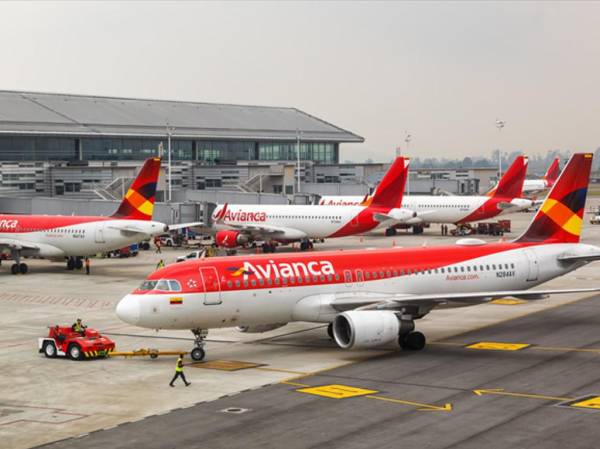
[112,157,161,221]
[491,155,528,199]
[543,157,560,187]
[516,153,592,244]
[369,157,409,209]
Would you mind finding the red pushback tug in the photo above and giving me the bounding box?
[39,325,115,360]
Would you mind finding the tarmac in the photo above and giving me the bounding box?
[1,200,599,449]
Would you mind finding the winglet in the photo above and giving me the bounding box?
[369,157,409,209]
[515,153,592,244]
[111,157,161,221]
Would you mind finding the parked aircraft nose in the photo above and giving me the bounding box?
[116,295,141,325]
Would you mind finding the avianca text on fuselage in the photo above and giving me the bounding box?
[232,259,335,281]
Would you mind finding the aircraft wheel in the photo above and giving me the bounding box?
[300,241,308,251]
[67,258,75,270]
[19,263,28,274]
[385,227,397,236]
[68,343,83,360]
[11,264,19,275]
[43,341,57,358]
[400,331,426,351]
[190,347,205,361]
[75,258,83,270]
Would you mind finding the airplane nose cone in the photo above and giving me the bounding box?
[116,295,140,325]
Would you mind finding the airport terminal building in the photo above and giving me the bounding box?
[0,90,363,198]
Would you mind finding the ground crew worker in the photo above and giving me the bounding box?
[85,257,91,275]
[156,259,165,269]
[155,237,162,254]
[71,318,87,335]
[169,353,191,387]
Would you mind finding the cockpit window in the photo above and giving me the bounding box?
[138,279,182,292]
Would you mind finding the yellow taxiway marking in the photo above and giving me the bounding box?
[473,388,572,402]
[297,384,379,399]
[466,342,531,351]
[490,298,527,305]
[365,395,452,412]
[567,396,600,410]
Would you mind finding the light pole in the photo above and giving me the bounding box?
[404,131,412,195]
[166,124,175,202]
[296,128,302,194]
[495,119,506,178]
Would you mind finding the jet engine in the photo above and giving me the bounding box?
[332,311,400,349]
[384,208,418,223]
[236,323,287,333]
[215,230,249,248]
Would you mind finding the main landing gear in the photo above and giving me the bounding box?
[397,315,426,351]
[190,328,208,361]
[66,257,83,271]
[261,242,277,253]
[10,249,28,275]
[299,239,314,251]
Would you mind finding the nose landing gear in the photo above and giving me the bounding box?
[190,328,208,361]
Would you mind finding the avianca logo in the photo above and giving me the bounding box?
[320,199,361,206]
[232,259,335,280]
[0,219,18,230]
[214,209,267,222]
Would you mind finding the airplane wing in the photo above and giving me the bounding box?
[167,221,206,231]
[328,287,600,311]
[223,223,307,239]
[0,238,41,251]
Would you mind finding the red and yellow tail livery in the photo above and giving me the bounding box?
[112,157,161,221]
[517,153,591,243]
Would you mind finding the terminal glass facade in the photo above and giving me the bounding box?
[0,136,77,161]
[0,136,339,163]
[258,142,335,163]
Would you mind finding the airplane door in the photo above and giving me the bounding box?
[199,267,222,305]
[524,250,539,282]
[95,223,105,243]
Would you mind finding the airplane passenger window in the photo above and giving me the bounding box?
[235,280,241,287]
[227,281,233,288]
[320,275,325,282]
[365,272,371,279]
[486,265,490,270]
[297,277,303,284]
[480,265,484,271]
[505,264,509,269]
[373,272,378,279]
[243,280,249,287]
[282,278,288,285]
[473,266,477,272]
[392,270,398,277]
[313,276,318,282]
[327,275,332,281]
[466,266,471,272]
[259,279,265,286]
[386,271,391,277]
[335,274,340,281]
[267,279,272,286]
[511,263,515,269]
[460,267,464,272]
[275,278,280,286]
[441,268,445,273]
[492,265,497,270]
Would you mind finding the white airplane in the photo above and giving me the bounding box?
[522,157,560,195]
[0,157,198,274]
[319,156,534,229]
[209,157,415,252]
[116,153,600,361]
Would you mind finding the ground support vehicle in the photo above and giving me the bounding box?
[39,326,116,360]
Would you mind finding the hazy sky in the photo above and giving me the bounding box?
[1,1,599,162]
